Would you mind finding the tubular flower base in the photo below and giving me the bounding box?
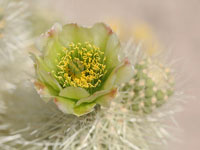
[32,23,134,116]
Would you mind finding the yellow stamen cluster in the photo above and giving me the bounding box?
[55,42,107,90]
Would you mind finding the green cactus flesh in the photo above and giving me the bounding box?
[121,58,174,114]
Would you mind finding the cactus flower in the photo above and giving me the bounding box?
[32,23,134,116]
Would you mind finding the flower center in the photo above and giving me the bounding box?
[55,42,107,91]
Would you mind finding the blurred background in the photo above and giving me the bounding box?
[32,0,200,149]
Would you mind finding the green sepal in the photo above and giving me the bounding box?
[76,89,111,106]
[74,102,96,116]
[59,86,90,100]
[96,88,117,107]
[54,96,75,114]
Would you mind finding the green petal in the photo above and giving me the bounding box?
[76,26,93,43]
[76,89,111,106]
[43,39,64,71]
[114,59,134,85]
[91,23,111,51]
[59,23,112,50]
[39,70,61,92]
[59,24,93,46]
[96,88,117,107]
[102,62,122,90]
[59,86,90,99]
[102,70,117,90]
[74,102,96,116]
[31,53,50,72]
[32,53,61,94]
[91,23,121,69]
[34,54,61,92]
[102,59,134,90]
[104,33,121,70]
[54,96,75,114]
[58,24,78,46]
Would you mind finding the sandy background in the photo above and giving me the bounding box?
[36,0,200,149]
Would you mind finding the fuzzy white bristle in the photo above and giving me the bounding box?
[0,0,32,93]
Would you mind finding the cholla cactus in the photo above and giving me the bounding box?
[0,42,180,150]
[0,1,182,150]
[121,57,174,114]
[32,23,134,116]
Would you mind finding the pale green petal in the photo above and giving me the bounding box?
[59,24,93,46]
[74,102,96,116]
[104,33,121,69]
[102,59,134,90]
[43,39,64,70]
[31,53,50,72]
[76,26,93,43]
[39,70,61,92]
[58,24,78,46]
[102,71,117,90]
[54,96,75,114]
[114,59,134,85]
[34,54,61,92]
[96,88,117,107]
[59,23,112,50]
[91,23,121,70]
[102,62,121,90]
[91,23,111,51]
[59,86,90,99]
[76,89,111,106]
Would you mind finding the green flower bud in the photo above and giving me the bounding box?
[32,23,134,116]
[121,58,174,114]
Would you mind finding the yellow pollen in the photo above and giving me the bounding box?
[54,42,107,90]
